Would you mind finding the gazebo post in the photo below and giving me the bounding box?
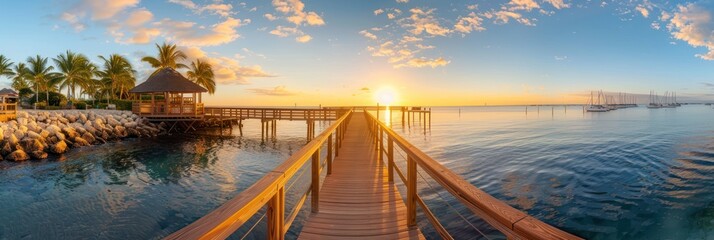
[180,92,184,115]
[151,93,155,115]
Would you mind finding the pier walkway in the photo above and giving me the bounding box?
[167,109,581,240]
[298,114,424,239]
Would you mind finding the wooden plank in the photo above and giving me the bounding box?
[299,115,423,239]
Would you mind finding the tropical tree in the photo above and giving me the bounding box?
[54,50,95,101]
[11,62,30,91]
[141,42,187,75]
[187,59,216,94]
[26,55,59,106]
[97,54,136,100]
[0,55,14,78]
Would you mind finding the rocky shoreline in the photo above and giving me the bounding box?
[1,110,164,161]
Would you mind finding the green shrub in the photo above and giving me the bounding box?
[43,106,60,110]
[29,92,67,106]
[74,101,87,109]
[98,103,108,109]
[109,99,132,110]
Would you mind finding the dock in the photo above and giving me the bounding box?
[298,114,424,239]
[166,109,581,240]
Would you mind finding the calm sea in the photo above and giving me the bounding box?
[0,105,712,239]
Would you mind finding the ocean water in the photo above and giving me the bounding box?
[0,119,331,239]
[0,105,712,239]
[380,105,714,239]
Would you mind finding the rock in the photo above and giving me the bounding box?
[0,142,12,156]
[50,141,68,154]
[21,139,44,152]
[30,151,47,159]
[7,149,29,161]
[73,136,90,147]
[81,132,96,144]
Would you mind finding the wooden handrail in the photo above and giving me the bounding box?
[166,110,352,240]
[363,111,581,240]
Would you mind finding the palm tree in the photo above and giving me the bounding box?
[141,42,188,75]
[11,62,29,90]
[187,59,216,94]
[25,55,58,107]
[54,50,94,101]
[97,54,136,100]
[0,55,14,78]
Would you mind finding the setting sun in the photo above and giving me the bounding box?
[375,87,397,105]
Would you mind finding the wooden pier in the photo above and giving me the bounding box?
[166,109,581,240]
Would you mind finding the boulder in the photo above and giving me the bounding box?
[7,150,29,161]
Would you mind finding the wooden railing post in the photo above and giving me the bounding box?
[335,126,340,157]
[327,133,333,175]
[267,187,285,240]
[311,149,321,213]
[387,136,394,182]
[407,155,417,227]
[378,127,383,162]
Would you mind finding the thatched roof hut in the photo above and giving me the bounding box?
[129,68,206,119]
[129,68,207,94]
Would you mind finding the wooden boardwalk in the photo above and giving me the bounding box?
[299,115,424,240]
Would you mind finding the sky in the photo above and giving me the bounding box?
[0,0,714,106]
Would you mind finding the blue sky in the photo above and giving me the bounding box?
[0,0,713,106]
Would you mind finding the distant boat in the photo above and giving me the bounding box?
[647,90,661,109]
[587,90,609,112]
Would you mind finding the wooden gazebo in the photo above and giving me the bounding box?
[129,67,207,122]
[0,88,18,121]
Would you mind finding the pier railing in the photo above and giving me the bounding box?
[166,110,352,239]
[364,111,581,240]
[204,107,340,121]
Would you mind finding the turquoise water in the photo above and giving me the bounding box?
[382,105,714,239]
[0,119,330,239]
[1,105,713,239]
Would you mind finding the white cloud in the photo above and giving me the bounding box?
[272,0,325,26]
[264,13,277,21]
[60,12,85,31]
[248,86,296,96]
[359,30,377,40]
[395,57,449,68]
[198,4,233,17]
[168,0,196,9]
[125,9,153,27]
[667,2,714,60]
[544,0,569,10]
[296,35,312,43]
[636,5,650,18]
[554,56,567,60]
[396,0,408,3]
[483,10,536,26]
[406,8,450,36]
[374,9,384,15]
[181,46,275,84]
[454,12,485,34]
[270,26,300,37]
[651,22,660,30]
[156,17,246,46]
[508,0,540,11]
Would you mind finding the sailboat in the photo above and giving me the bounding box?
[647,91,661,109]
[587,90,609,112]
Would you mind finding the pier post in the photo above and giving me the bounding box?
[407,155,417,227]
[387,137,394,182]
[267,187,285,240]
[311,149,321,213]
[378,127,384,163]
[327,133,333,175]
[335,126,340,157]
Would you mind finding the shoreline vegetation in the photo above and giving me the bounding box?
[0,42,215,110]
[0,110,163,161]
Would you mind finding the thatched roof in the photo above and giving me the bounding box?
[129,67,208,93]
[0,88,18,97]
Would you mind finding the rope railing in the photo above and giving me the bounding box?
[364,111,582,240]
[166,110,352,240]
